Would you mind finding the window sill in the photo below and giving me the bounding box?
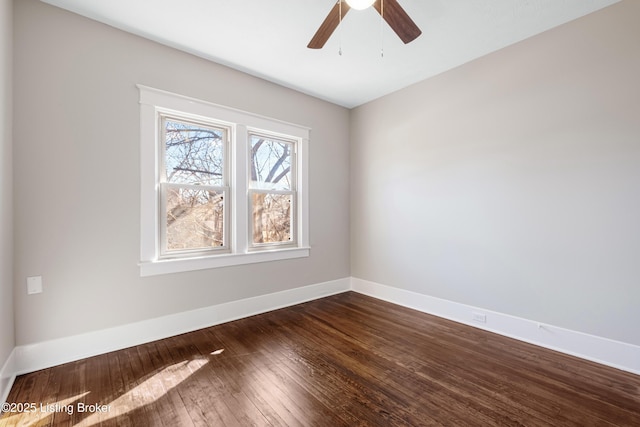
[139,247,310,277]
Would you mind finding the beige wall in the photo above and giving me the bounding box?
[351,0,640,345]
[13,0,350,345]
[0,0,14,369]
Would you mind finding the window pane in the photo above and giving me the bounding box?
[166,187,224,251]
[250,135,292,191]
[165,118,224,186]
[252,193,292,244]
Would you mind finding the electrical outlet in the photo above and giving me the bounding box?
[472,312,486,323]
[27,276,43,295]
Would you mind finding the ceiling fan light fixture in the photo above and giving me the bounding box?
[345,0,376,11]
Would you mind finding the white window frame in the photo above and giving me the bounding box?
[138,85,310,276]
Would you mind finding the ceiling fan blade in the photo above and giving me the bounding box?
[308,1,351,49]
[373,0,421,44]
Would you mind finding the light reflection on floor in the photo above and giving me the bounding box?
[74,357,210,426]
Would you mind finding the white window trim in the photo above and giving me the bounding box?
[138,85,310,276]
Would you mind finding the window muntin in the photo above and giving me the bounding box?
[249,133,296,248]
[159,115,229,257]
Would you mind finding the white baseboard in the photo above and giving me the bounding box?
[0,348,16,405]
[351,277,640,376]
[13,278,351,376]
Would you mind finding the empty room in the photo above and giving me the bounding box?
[1,0,639,425]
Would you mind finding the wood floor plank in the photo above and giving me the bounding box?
[2,292,639,426]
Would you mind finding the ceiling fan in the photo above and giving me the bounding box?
[308,0,422,49]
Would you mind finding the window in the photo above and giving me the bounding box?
[138,86,309,276]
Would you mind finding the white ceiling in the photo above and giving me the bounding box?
[41,0,620,108]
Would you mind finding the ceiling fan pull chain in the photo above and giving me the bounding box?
[380,0,384,57]
[339,0,343,56]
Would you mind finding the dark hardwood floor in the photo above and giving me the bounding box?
[2,292,639,426]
